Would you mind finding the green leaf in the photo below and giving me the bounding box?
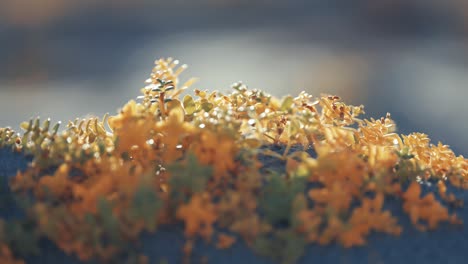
[183,95,196,115]
[97,197,122,245]
[277,230,306,264]
[259,174,306,226]
[201,101,214,112]
[33,118,40,131]
[42,118,50,132]
[167,153,212,203]
[52,121,61,135]
[20,120,32,131]
[396,147,415,160]
[280,96,294,112]
[287,119,301,139]
[130,184,162,232]
[291,194,307,229]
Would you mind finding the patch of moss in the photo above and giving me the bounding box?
[0,58,466,263]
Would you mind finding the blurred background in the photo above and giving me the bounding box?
[0,0,467,155]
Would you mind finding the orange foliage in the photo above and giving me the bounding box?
[176,194,217,241]
[2,57,467,263]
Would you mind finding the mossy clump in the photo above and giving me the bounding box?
[0,58,466,264]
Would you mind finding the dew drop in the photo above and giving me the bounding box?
[209,118,217,124]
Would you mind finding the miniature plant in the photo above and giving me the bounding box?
[0,57,466,263]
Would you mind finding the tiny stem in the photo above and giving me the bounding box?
[159,92,166,119]
[282,142,291,158]
[262,133,276,143]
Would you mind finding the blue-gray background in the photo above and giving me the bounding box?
[1,0,467,156]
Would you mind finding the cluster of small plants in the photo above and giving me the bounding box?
[0,58,467,264]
